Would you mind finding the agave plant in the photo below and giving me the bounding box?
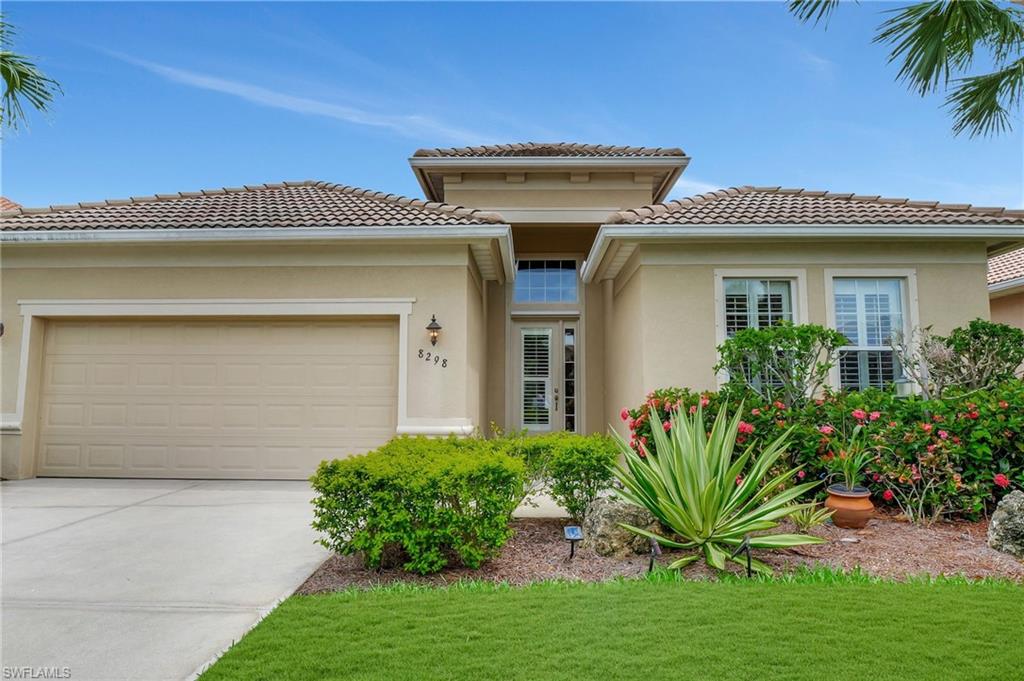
[612,405,824,574]
[788,502,834,532]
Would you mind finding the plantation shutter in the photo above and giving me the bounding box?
[521,328,551,428]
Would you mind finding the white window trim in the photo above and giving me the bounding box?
[5,298,472,437]
[823,269,921,391]
[713,269,809,387]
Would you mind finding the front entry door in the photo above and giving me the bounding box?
[514,320,578,433]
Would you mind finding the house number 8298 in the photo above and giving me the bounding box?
[418,349,448,368]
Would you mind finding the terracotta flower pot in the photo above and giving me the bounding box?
[825,485,874,529]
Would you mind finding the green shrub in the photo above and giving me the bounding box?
[491,431,617,521]
[310,436,524,575]
[546,433,617,522]
[714,322,847,407]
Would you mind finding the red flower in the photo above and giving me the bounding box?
[738,421,755,435]
[882,490,894,502]
[627,419,635,431]
[872,473,881,482]
[938,430,948,440]
[967,411,980,420]
[994,474,1011,489]
[662,421,671,432]
[735,475,744,486]
[921,423,933,433]
[751,408,762,416]
[700,396,710,407]
[773,401,786,410]
[952,436,961,445]
[818,425,835,435]
[620,408,630,422]
[797,470,806,480]
[852,409,867,421]
[869,411,881,421]
[689,405,698,415]
[640,436,648,445]
[999,400,1009,409]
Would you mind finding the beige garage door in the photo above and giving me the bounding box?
[35,318,398,479]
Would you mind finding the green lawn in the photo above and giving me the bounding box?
[201,573,1023,681]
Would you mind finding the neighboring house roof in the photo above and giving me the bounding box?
[608,186,1024,226]
[0,197,20,211]
[412,142,686,158]
[989,247,1024,288]
[0,181,504,231]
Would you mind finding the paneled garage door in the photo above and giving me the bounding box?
[35,318,398,479]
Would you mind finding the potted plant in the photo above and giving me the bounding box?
[823,425,877,529]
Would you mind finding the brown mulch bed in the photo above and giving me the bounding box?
[297,514,1023,594]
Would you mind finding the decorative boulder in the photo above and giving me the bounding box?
[988,490,1024,559]
[581,495,662,557]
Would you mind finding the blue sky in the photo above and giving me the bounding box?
[3,1,1022,209]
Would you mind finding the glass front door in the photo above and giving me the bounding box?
[515,320,578,432]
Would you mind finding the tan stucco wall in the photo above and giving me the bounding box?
[443,172,655,211]
[0,242,485,479]
[991,290,1024,329]
[605,263,645,439]
[604,240,992,429]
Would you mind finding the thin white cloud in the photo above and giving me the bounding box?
[781,40,837,80]
[668,175,724,199]
[110,52,492,145]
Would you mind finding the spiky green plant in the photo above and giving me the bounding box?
[788,502,835,532]
[611,405,825,574]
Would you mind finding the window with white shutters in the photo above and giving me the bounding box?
[832,278,905,390]
[521,328,551,428]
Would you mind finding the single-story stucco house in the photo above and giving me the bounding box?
[989,247,1024,329]
[2,142,1023,481]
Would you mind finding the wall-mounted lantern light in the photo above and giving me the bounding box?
[426,315,442,346]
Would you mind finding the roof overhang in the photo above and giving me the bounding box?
[581,223,1024,283]
[409,156,690,205]
[0,224,517,283]
[989,276,1024,298]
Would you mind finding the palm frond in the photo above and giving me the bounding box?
[788,0,846,26]
[947,56,1024,136]
[0,14,62,130]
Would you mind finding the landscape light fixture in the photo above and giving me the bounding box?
[426,315,442,346]
[648,537,662,574]
[563,525,583,559]
[730,535,753,578]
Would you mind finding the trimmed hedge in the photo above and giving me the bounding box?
[499,431,618,522]
[623,381,1024,520]
[310,436,524,575]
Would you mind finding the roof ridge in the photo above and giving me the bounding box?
[413,141,687,158]
[1,180,505,224]
[606,185,1024,224]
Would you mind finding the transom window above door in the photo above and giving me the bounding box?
[723,279,794,336]
[513,260,578,304]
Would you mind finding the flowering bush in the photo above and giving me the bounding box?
[622,380,1024,520]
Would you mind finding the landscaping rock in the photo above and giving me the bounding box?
[581,496,662,557]
[988,490,1024,559]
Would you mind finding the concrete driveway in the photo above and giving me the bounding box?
[1,479,328,681]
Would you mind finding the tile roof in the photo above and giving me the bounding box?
[989,247,1024,286]
[413,142,686,158]
[608,186,1024,226]
[0,197,20,211]
[0,181,504,231]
